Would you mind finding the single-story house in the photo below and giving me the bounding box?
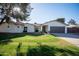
[0,18,79,33]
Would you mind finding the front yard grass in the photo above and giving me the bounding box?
[0,33,79,56]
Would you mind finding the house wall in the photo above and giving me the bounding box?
[0,23,24,33]
[0,21,68,33]
[24,24,35,33]
[35,26,42,32]
[44,21,66,32]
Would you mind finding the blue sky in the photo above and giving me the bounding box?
[29,3,79,24]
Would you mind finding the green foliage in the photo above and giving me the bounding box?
[0,3,31,24]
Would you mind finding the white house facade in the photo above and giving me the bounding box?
[24,23,35,33]
[42,20,67,33]
[0,18,79,33]
[0,19,70,33]
[22,20,68,33]
[0,22,24,33]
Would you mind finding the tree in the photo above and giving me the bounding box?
[68,19,77,25]
[56,18,65,23]
[0,3,32,24]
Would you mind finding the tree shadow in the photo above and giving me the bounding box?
[0,33,44,45]
[0,54,2,56]
[0,33,27,40]
[0,39,12,45]
[26,33,44,36]
[26,44,79,56]
[0,33,44,40]
[16,42,24,56]
[0,33,27,44]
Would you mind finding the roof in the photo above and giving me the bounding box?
[67,24,79,28]
[43,19,68,26]
[25,23,34,25]
[25,23,42,27]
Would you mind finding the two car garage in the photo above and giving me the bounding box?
[50,26,65,33]
[50,26,79,33]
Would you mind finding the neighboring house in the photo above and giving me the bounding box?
[0,18,79,33]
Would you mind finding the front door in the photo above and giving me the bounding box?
[23,27,27,32]
[42,26,47,33]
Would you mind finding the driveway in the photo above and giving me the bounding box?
[53,33,79,47]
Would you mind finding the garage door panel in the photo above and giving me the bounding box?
[50,27,65,33]
[67,27,79,33]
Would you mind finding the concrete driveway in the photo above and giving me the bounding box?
[52,33,79,47]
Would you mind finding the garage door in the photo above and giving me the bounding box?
[50,26,65,33]
[67,27,79,33]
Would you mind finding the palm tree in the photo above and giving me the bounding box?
[0,3,32,24]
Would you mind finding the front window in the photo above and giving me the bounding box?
[17,26,20,28]
[35,27,39,32]
[8,25,10,28]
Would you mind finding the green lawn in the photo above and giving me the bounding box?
[0,33,79,56]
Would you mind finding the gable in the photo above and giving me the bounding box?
[43,21,66,26]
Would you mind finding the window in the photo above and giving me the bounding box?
[35,29,39,32]
[23,27,27,32]
[17,26,20,28]
[8,25,10,28]
[35,27,39,32]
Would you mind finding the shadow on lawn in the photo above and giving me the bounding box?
[0,33,44,45]
[0,33,43,40]
[14,42,79,56]
[26,33,44,36]
[26,44,79,56]
[0,54,2,56]
[0,33,42,43]
[0,33,27,40]
[16,42,24,56]
[0,33,27,44]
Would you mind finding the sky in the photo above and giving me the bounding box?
[29,3,79,24]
